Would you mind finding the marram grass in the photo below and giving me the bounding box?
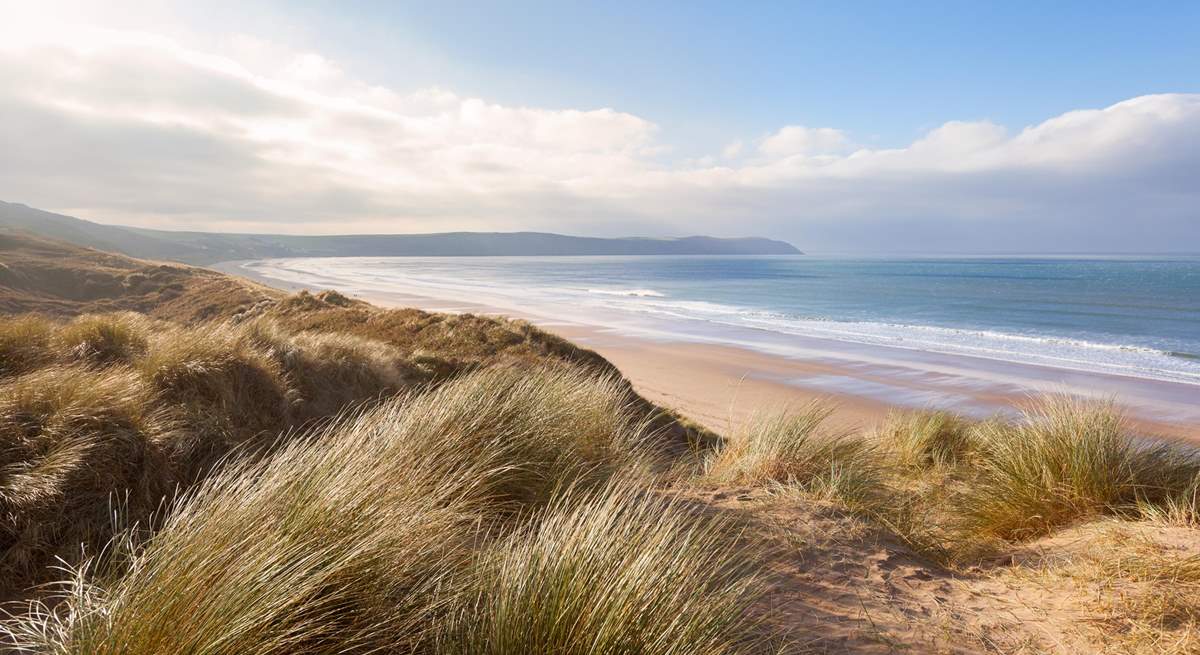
[437,478,763,655]
[959,397,1200,541]
[1,367,756,655]
[707,402,883,509]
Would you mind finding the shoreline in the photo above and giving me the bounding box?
[215,260,1200,441]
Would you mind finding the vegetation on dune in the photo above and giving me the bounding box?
[0,298,677,597]
[438,479,761,655]
[0,370,751,655]
[706,402,883,510]
[961,397,1200,541]
[873,409,975,469]
[0,316,54,377]
[0,367,178,585]
[0,232,279,321]
[709,400,1200,567]
[266,290,616,378]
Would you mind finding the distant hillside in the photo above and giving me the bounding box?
[0,231,279,321]
[0,201,802,265]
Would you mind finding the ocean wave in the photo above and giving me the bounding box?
[243,257,1200,386]
[586,288,666,297]
[613,297,1200,384]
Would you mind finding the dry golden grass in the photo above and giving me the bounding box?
[53,313,150,367]
[0,369,755,655]
[1001,523,1200,654]
[0,404,492,653]
[0,366,178,589]
[0,300,699,600]
[873,409,975,469]
[262,290,615,378]
[0,315,53,377]
[137,321,293,471]
[237,318,417,421]
[705,403,884,513]
[960,397,1200,542]
[384,365,660,510]
[438,479,762,655]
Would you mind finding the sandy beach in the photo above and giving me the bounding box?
[217,260,1199,441]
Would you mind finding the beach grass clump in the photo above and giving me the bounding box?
[707,403,883,509]
[238,318,415,420]
[0,364,676,654]
[136,323,292,468]
[0,366,177,592]
[874,409,975,469]
[384,364,657,510]
[0,400,499,654]
[0,315,54,377]
[437,479,762,655]
[54,313,150,367]
[958,397,1200,541]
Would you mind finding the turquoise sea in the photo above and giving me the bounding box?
[248,255,1200,387]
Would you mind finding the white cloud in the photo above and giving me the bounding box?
[758,126,850,158]
[0,23,1198,251]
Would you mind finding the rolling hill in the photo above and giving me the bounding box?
[0,201,802,265]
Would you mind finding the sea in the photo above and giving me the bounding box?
[246,254,1200,388]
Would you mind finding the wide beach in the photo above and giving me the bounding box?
[218,257,1200,441]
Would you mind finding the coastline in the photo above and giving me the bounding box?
[216,259,1200,441]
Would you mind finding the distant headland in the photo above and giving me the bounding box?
[0,201,802,266]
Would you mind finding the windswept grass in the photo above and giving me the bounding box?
[707,403,883,510]
[54,314,149,367]
[238,318,416,420]
[0,367,177,587]
[0,367,738,654]
[386,365,658,509]
[960,397,1200,541]
[0,315,53,377]
[0,404,494,654]
[0,306,667,597]
[874,409,974,469]
[137,323,292,472]
[438,479,762,655]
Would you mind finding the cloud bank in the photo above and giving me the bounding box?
[1,26,1197,251]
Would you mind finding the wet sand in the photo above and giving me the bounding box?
[216,260,1200,441]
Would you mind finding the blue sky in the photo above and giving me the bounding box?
[1,1,1198,251]
[203,1,1200,154]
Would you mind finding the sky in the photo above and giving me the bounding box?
[1,0,1198,252]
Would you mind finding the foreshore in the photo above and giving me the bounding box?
[216,260,1200,441]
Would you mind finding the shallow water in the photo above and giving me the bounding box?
[248,254,1200,387]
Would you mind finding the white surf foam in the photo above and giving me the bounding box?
[586,288,666,297]
[244,257,1200,387]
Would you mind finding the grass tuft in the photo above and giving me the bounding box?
[0,404,493,654]
[874,409,975,469]
[437,478,762,655]
[959,397,1200,541]
[0,365,683,654]
[137,323,292,470]
[382,364,658,510]
[238,318,414,420]
[0,366,177,589]
[0,315,54,377]
[707,403,883,510]
[54,314,149,367]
